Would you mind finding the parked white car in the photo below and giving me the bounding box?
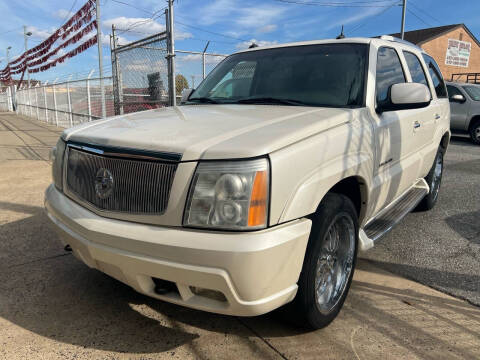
[45,36,450,329]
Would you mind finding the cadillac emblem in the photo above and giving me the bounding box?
[95,168,114,199]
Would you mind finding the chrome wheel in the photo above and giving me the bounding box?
[315,214,355,315]
[430,152,443,201]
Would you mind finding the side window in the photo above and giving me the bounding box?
[403,51,429,87]
[422,54,447,98]
[446,85,462,102]
[376,47,406,106]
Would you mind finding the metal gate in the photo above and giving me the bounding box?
[111,31,169,115]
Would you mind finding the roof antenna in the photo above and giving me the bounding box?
[336,25,345,39]
[248,42,259,48]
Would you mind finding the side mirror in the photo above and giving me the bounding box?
[377,83,431,113]
[450,94,466,103]
[181,88,194,104]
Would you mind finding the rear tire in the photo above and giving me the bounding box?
[288,193,358,329]
[416,147,444,211]
[469,118,480,145]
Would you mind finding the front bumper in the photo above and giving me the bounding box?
[45,185,312,316]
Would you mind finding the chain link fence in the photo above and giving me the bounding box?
[175,51,226,89]
[112,32,170,115]
[4,31,229,126]
[15,77,114,128]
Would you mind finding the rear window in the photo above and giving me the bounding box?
[422,54,447,98]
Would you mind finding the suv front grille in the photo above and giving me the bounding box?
[65,146,178,214]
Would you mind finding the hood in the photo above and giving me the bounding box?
[64,104,357,161]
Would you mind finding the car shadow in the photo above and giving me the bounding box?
[445,210,480,245]
[449,134,477,147]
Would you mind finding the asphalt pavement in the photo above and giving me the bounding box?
[361,133,480,306]
[1,112,479,359]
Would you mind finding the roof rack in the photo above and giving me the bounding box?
[378,35,423,51]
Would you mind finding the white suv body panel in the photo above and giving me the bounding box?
[45,37,450,316]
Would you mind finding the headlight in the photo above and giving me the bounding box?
[184,158,270,230]
[50,138,66,191]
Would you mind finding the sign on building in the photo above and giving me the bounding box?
[445,39,471,67]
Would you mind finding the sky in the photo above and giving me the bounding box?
[1,0,480,87]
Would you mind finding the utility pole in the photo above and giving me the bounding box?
[167,0,176,106]
[23,26,32,88]
[96,0,106,118]
[6,46,11,65]
[202,41,210,80]
[400,0,407,40]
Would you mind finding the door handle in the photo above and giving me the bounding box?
[414,121,421,129]
[435,114,441,120]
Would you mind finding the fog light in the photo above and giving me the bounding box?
[190,286,227,302]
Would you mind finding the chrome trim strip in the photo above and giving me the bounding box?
[67,141,182,162]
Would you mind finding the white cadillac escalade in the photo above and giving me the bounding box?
[45,36,450,329]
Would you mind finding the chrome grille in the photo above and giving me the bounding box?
[65,147,178,214]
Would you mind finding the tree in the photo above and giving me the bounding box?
[175,74,189,94]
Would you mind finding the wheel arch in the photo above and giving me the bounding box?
[468,115,480,132]
[440,131,451,151]
[321,176,369,224]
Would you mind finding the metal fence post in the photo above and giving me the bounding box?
[28,86,33,118]
[86,69,94,121]
[53,78,58,127]
[43,81,49,123]
[166,3,176,106]
[7,86,12,112]
[202,41,210,80]
[67,76,73,126]
[35,85,39,120]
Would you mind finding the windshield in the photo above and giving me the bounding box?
[188,43,368,107]
[462,85,480,101]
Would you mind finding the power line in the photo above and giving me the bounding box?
[409,1,442,24]
[406,8,433,27]
[175,20,249,42]
[58,0,78,29]
[110,0,154,15]
[0,26,23,38]
[274,0,401,7]
[349,2,400,34]
[116,9,166,35]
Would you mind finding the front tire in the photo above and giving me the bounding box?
[469,118,480,145]
[290,193,358,329]
[416,147,444,211]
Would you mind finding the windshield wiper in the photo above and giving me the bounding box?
[235,97,307,106]
[186,97,219,104]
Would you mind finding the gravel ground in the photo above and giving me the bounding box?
[361,134,480,306]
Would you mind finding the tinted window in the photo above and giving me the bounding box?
[376,47,406,106]
[446,85,463,101]
[210,61,256,98]
[403,51,428,86]
[463,85,480,101]
[190,43,368,107]
[422,54,447,98]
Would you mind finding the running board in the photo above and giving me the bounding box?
[359,179,429,251]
